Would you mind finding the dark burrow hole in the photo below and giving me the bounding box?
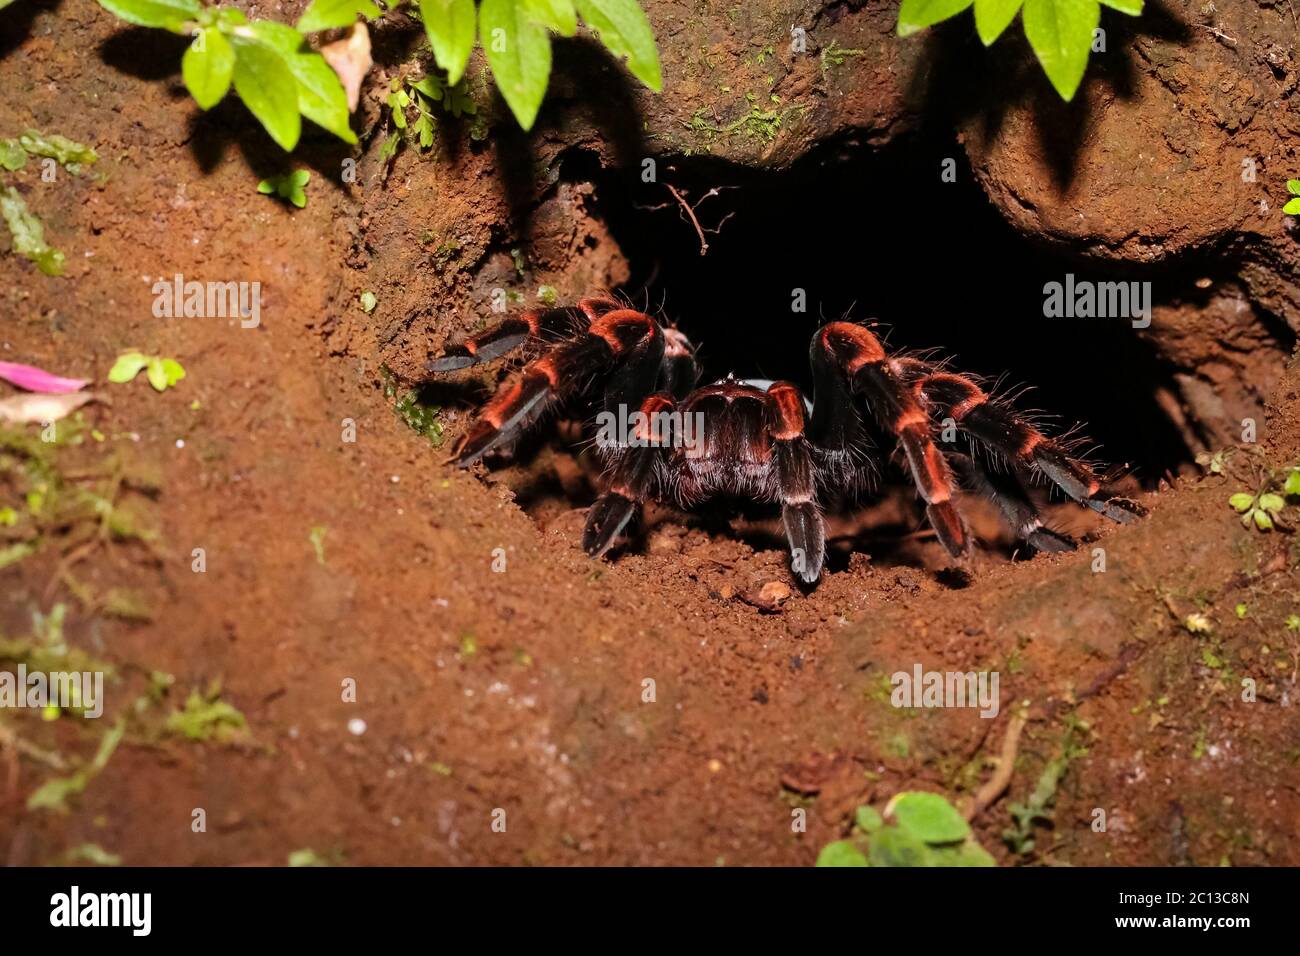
[496,128,1293,570]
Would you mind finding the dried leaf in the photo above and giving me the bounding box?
[0,391,94,424]
[320,22,372,112]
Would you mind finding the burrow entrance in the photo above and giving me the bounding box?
[465,128,1295,567]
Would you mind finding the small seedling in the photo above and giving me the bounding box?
[108,352,186,392]
[165,686,247,742]
[816,791,995,867]
[1227,463,1299,531]
[359,291,377,313]
[258,169,311,208]
[1229,490,1286,531]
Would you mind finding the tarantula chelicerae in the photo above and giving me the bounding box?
[427,295,1145,583]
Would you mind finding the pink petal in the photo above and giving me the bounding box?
[0,361,89,394]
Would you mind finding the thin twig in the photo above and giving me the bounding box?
[963,713,1027,822]
[0,722,68,771]
[665,184,711,256]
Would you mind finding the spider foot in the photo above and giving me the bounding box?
[1085,495,1146,524]
[583,492,638,557]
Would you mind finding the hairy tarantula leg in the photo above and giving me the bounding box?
[948,453,1076,554]
[812,323,968,558]
[583,393,673,557]
[451,309,665,466]
[905,370,1146,525]
[767,381,827,584]
[425,307,584,372]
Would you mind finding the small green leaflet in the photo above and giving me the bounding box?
[897,0,974,37]
[0,140,26,171]
[229,34,302,150]
[480,0,553,131]
[1098,0,1142,13]
[94,0,201,32]
[182,28,234,110]
[575,0,662,91]
[523,0,578,36]
[295,0,380,33]
[974,0,1023,44]
[1022,0,1100,101]
[0,186,65,277]
[419,0,477,85]
[18,130,98,168]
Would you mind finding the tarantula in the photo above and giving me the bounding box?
[426,294,1144,583]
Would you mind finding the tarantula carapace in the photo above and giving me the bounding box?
[426,294,1144,583]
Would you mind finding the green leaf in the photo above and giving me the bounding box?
[245,21,358,144]
[480,0,553,130]
[1252,509,1274,531]
[419,0,477,85]
[1288,180,1300,196]
[815,840,869,867]
[157,358,187,389]
[896,0,975,38]
[0,139,26,171]
[94,0,201,32]
[929,840,997,866]
[145,358,169,392]
[165,689,246,741]
[296,0,379,33]
[1259,493,1285,513]
[1228,492,1255,513]
[0,186,64,276]
[229,33,302,151]
[868,825,932,866]
[359,291,378,313]
[1284,198,1300,215]
[108,352,150,383]
[1284,469,1300,497]
[523,0,578,36]
[575,0,662,91]
[182,27,234,110]
[974,0,1023,44]
[18,130,98,168]
[1022,0,1100,101]
[855,805,884,833]
[891,792,971,844]
[1098,0,1142,13]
